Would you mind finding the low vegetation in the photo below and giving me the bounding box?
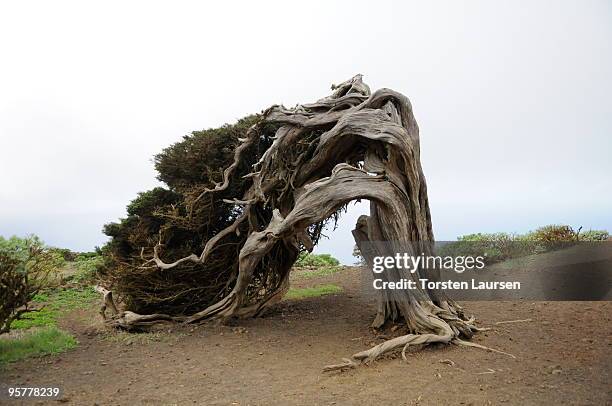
[293,253,344,278]
[440,224,610,263]
[0,235,57,334]
[10,287,98,330]
[0,326,77,364]
[294,253,340,267]
[285,284,343,300]
[0,235,102,364]
[300,266,343,278]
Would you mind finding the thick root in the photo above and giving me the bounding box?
[95,286,181,330]
[451,338,516,359]
[323,319,516,372]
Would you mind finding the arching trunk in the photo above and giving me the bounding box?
[100,75,494,369]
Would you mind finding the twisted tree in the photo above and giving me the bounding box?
[101,75,492,369]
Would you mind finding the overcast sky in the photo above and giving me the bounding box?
[1,1,610,263]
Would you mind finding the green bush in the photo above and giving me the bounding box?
[440,232,531,263]
[71,255,104,283]
[0,235,54,334]
[442,225,609,265]
[48,247,76,262]
[579,229,610,241]
[524,225,579,242]
[294,253,340,267]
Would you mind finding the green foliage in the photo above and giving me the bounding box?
[0,326,77,364]
[75,251,100,260]
[0,235,55,334]
[0,234,42,262]
[99,116,287,315]
[154,116,261,190]
[10,287,98,330]
[295,253,340,267]
[102,188,181,260]
[48,247,76,262]
[285,284,343,300]
[47,287,98,309]
[126,187,181,217]
[99,113,361,315]
[70,255,104,283]
[448,232,531,262]
[293,253,344,277]
[443,225,609,264]
[523,225,579,242]
[0,235,65,271]
[578,229,610,241]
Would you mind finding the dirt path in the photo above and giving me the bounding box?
[1,267,610,405]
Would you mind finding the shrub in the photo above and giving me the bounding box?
[0,236,54,334]
[71,255,104,283]
[440,232,530,263]
[48,247,76,262]
[524,225,579,242]
[442,225,609,265]
[294,253,340,267]
[578,229,610,241]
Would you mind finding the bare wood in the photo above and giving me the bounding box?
[495,319,533,325]
[103,75,491,368]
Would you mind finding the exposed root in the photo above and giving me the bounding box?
[323,329,515,372]
[95,286,181,331]
[94,285,118,318]
[323,306,518,372]
[452,338,516,359]
[323,330,453,372]
[495,318,532,325]
[322,358,362,372]
[105,311,180,330]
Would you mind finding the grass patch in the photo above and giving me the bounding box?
[10,287,98,330]
[300,265,343,278]
[285,284,343,300]
[0,326,77,364]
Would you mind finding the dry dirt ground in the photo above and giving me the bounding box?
[1,267,610,405]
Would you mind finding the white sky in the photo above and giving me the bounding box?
[1,0,610,264]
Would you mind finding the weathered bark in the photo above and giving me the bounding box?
[100,75,491,367]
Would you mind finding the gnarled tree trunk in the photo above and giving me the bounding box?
[101,75,491,369]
